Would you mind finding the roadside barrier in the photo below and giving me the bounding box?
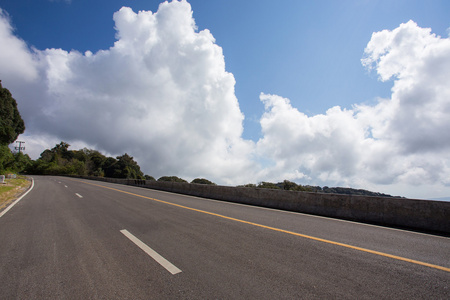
[68,175,450,235]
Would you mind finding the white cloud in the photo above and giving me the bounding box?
[256,20,450,198]
[256,94,368,186]
[360,20,450,159]
[0,1,255,184]
[0,9,38,84]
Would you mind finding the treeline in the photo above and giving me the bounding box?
[25,141,217,185]
[28,142,146,179]
[0,147,33,175]
[239,180,398,198]
[0,80,31,174]
[157,176,215,185]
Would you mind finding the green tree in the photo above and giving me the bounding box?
[26,142,148,179]
[116,153,144,179]
[0,145,14,173]
[39,149,54,163]
[84,149,107,176]
[237,183,257,188]
[102,153,143,179]
[191,178,215,185]
[28,142,73,175]
[158,176,188,183]
[11,152,33,173]
[257,181,281,189]
[64,159,86,175]
[28,158,52,175]
[282,180,297,190]
[0,81,25,145]
[52,141,73,160]
[103,157,119,178]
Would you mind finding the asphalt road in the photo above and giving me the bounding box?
[0,176,448,299]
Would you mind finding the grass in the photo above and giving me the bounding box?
[0,176,31,211]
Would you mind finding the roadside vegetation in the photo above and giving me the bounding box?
[0,81,32,176]
[26,141,147,179]
[0,176,31,210]
[238,180,398,197]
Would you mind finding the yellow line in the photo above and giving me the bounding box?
[76,179,450,273]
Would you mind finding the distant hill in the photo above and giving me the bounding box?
[308,186,402,198]
[428,197,450,202]
[238,180,402,198]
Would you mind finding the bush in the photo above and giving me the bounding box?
[191,178,215,185]
[237,183,256,188]
[157,176,187,183]
[257,182,281,189]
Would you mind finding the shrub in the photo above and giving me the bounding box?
[191,178,215,185]
[157,176,188,183]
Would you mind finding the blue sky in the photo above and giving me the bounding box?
[2,0,448,139]
[1,0,450,199]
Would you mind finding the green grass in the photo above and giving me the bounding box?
[0,185,16,193]
[0,176,31,210]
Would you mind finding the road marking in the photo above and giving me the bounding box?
[76,180,450,273]
[122,183,450,240]
[75,193,83,198]
[120,229,182,275]
[0,178,34,218]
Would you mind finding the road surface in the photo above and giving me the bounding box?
[0,176,448,299]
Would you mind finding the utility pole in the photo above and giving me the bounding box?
[15,141,25,153]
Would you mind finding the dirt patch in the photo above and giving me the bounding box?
[0,177,32,211]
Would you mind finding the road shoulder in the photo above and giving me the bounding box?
[0,176,32,213]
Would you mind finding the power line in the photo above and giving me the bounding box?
[15,141,25,154]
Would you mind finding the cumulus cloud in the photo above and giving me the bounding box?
[0,1,255,183]
[362,20,450,154]
[257,20,450,197]
[256,94,367,184]
[0,9,38,83]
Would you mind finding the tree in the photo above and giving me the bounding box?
[191,178,215,185]
[0,145,14,173]
[52,141,73,160]
[11,152,32,174]
[26,141,148,179]
[102,154,144,179]
[115,153,144,179]
[0,81,25,145]
[257,182,281,189]
[85,149,107,176]
[237,183,257,188]
[103,157,119,178]
[39,149,54,163]
[282,180,297,190]
[158,176,188,183]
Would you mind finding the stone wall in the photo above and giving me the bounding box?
[72,176,450,234]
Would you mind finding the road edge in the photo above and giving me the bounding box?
[0,177,34,218]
